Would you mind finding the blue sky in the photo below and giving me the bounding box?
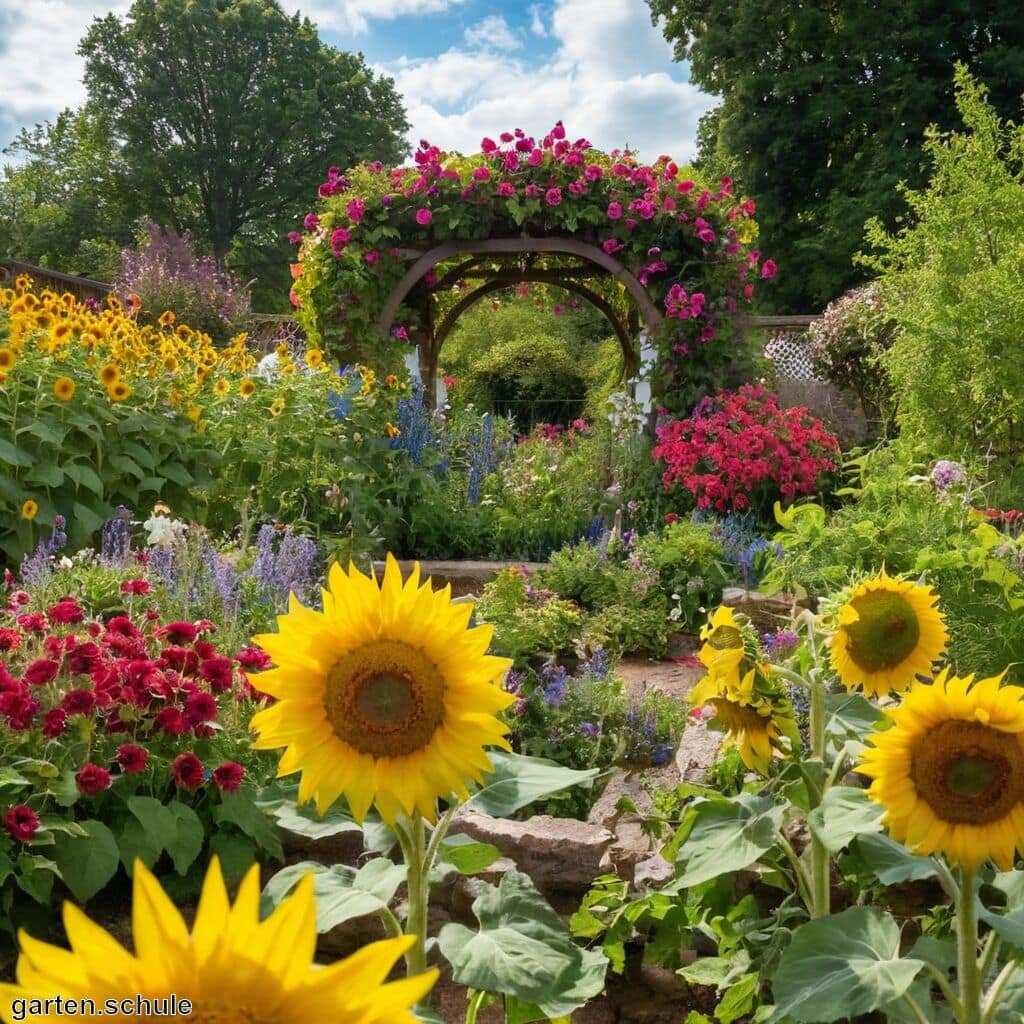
[0,0,715,165]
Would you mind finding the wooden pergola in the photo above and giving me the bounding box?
[374,237,664,404]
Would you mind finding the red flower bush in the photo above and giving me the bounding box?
[653,384,840,515]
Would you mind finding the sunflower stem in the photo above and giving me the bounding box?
[397,815,431,984]
[981,960,1018,1024]
[777,832,814,910]
[957,865,983,1024]
[807,663,831,919]
[465,989,487,1024]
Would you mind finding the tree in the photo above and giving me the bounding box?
[80,0,410,266]
[0,104,135,279]
[647,0,1024,311]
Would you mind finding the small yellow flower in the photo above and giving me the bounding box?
[168,388,184,406]
[305,349,324,369]
[0,348,16,371]
[281,363,296,376]
[107,381,131,402]
[385,422,401,438]
[98,363,120,386]
[214,379,230,397]
[21,499,38,520]
[270,397,286,417]
[158,310,176,327]
[53,377,75,401]
[186,406,203,423]
[163,354,179,372]
[196,366,208,386]
[275,342,290,358]
[239,378,256,398]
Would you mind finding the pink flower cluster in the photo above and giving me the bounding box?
[653,384,840,513]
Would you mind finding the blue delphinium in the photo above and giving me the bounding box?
[100,506,133,565]
[540,663,569,708]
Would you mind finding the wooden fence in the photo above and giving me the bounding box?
[0,260,113,303]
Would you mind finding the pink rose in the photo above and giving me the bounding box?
[606,202,622,220]
[497,182,516,197]
[545,187,562,206]
[415,208,433,226]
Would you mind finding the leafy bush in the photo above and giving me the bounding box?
[653,384,840,517]
[863,66,1024,467]
[807,283,895,430]
[116,222,251,343]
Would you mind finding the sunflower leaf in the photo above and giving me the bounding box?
[666,793,784,889]
[807,786,883,853]
[852,833,937,885]
[466,752,600,818]
[768,906,924,1022]
[438,870,607,1018]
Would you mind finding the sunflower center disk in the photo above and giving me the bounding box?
[712,696,769,735]
[708,625,744,651]
[324,640,446,758]
[912,720,1024,825]
[845,591,921,672]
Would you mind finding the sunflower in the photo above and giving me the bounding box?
[859,668,1024,870]
[20,500,38,521]
[53,377,75,401]
[0,858,435,1024]
[0,348,16,371]
[698,606,748,688]
[240,378,256,398]
[162,354,179,372]
[830,569,948,698]
[214,379,230,397]
[107,382,131,403]
[250,556,514,822]
[186,406,203,423]
[270,397,285,417]
[157,310,176,327]
[98,363,120,387]
[305,349,324,369]
[689,665,798,774]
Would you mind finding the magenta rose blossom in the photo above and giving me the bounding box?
[545,187,562,206]
[415,208,433,226]
[606,202,623,220]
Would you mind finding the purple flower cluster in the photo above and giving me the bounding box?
[100,507,133,566]
[931,460,967,492]
[539,663,569,708]
[253,525,320,606]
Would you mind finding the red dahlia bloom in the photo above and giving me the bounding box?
[0,628,21,652]
[212,761,244,793]
[47,599,84,625]
[171,752,206,789]
[199,656,234,693]
[23,658,60,686]
[62,689,96,716]
[120,579,151,595]
[75,763,111,796]
[116,744,148,774]
[158,621,197,645]
[184,690,218,725]
[234,647,271,671]
[153,707,189,736]
[42,708,67,738]
[4,805,39,842]
[16,612,48,633]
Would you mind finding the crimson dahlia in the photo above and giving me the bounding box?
[171,752,206,789]
[75,763,111,796]
[4,805,39,842]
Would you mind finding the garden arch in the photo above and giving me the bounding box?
[375,238,663,404]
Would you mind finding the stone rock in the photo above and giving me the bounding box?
[447,810,613,897]
[371,559,547,598]
[674,718,723,783]
[634,851,674,889]
[282,829,366,867]
[721,586,809,631]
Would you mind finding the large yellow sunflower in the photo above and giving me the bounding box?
[690,667,798,774]
[0,858,434,1024]
[830,569,948,698]
[250,555,514,823]
[859,668,1024,870]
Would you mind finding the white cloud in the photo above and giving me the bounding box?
[464,15,521,52]
[528,4,547,37]
[385,0,714,162]
[304,0,468,36]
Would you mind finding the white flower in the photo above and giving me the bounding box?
[144,514,186,549]
[59,556,74,570]
[256,352,280,380]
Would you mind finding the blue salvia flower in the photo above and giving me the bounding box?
[148,547,177,591]
[467,466,480,506]
[202,540,241,615]
[579,722,600,739]
[540,664,568,708]
[393,384,437,467]
[582,646,610,680]
[100,507,133,566]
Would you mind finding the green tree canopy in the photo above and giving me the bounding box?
[79,0,410,266]
[648,0,1024,311]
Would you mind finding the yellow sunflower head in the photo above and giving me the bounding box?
[20,500,38,521]
[699,605,755,687]
[98,363,120,387]
[53,377,75,401]
[214,378,230,397]
[250,555,515,823]
[0,348,16,371]
[240,378,256,398]
[859,668,1024,870]
[830,569,948,698]
[0,858,435,1024]
[305,348,324,369]
[107,381,131,403]
[270,397,285,417]
[157,310,176,327]
[186,406,203,423]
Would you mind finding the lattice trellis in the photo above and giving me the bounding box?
[764,330,820,381]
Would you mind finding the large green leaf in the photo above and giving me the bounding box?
[213,791,283,860]
[25,463,64,488]
[807,786,883,853]
[668,794,784,889]
[437,833,501,874]
[824,692,886,751]
[0,438,34,467]
[769,907,924,1022]
[262,859,406,933]
[853,833,937,884]
[270,797,364,841]
[466,751,600,818]
[50,820,120,902]
[165,802,205,875]
[438,870,607,1019]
